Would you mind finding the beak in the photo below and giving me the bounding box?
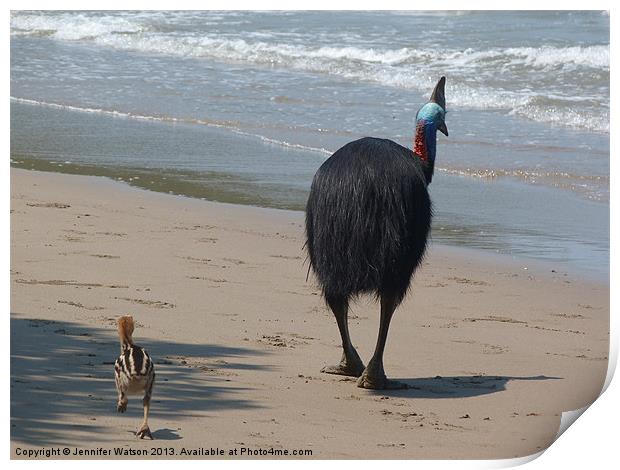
[438,121,449,136]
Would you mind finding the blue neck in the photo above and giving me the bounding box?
[414,102,444,184]
[423,121,437,163]
[414,119,437,163]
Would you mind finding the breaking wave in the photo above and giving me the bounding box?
[10,11,609,133]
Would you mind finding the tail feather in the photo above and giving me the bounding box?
[117,315,135,352]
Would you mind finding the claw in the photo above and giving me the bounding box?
[321,350,365,377]
[321,362,365,377]
[136,425,153,440]
[357,373,408,390]
[356,361,409,390]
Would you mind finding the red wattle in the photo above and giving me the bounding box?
[414,126,427,161]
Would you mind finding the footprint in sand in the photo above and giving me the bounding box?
[551,313,586,319]
[258,334,299,348]
[89,254,120,259]
[269,254,302,260]
[15,278,128,289]
[180,255,230,267]
[447,276,490,286]
[27,319,58,328]
[64,235,85,242]
[57,299,105,311]
[424,282,448,288]
[114,296,175,309]
[258,332,315,348]
[26,202,71,209]
[95,231,127,237]
[187,276,229,284]
[464,315,526,325]
[173,224,214,231]
[481,343,509,354]
[197,237,218,243]
[258,335,290,348]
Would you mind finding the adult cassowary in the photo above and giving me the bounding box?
[305,77,448,389]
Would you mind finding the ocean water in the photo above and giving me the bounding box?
[10,11,609,278]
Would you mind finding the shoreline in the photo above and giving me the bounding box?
[11,168,609,459]
[10,164,609,284]
[10,94,610,279]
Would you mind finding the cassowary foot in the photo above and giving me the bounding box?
[321,350,365,377]
[117,402,127,413]
[136,425,153,440]
[357,364,408,390]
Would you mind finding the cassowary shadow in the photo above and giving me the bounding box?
[366,375,561,399]
[148,428,182,440]
[10,315,271,447]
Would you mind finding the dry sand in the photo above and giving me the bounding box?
[10,168,609,459]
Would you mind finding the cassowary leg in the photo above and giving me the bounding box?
[321,295,365,377]
[115,374,128,413]
[357,292,408,390]
[136,376,154,439]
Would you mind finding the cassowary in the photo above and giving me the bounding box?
[114,315,155,439]
[305,77,448,390]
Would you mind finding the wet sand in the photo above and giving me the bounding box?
[10,168,609,459]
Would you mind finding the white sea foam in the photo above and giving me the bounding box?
[10,12,143,40]
[503,45,609,69]
[10,96,332,156]
[10,96,173,122]
[437,167,608,202]
[511,102,610,133]
[92,34,610,72]
[10,13,609,71]
[231,130,332,156]
[10,11,609,133]
[84,34,610,131]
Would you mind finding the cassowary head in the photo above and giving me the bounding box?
[414,76,448,170]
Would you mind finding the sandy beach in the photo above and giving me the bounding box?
[10,168,608,459]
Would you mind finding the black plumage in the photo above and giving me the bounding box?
[304,77,447,389]
[306,137,431,306]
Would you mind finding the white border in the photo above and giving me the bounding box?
[5,2,615,469]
